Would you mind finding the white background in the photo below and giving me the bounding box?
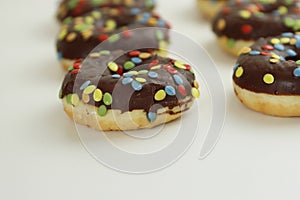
[1,0,300,199]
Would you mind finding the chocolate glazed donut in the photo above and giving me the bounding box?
[59,50,200,130]
[56,7,170,70]
[233,32,300,117]
[56,0,156,22]
[212,0,300,56]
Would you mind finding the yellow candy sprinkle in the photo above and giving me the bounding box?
[135,77,146,83]
[217,18,226,31]
[280,37,290,44]
[150,65,161,70]
[263,73,275,84]
[290,38,297,45]
[269,58,279,64]
[174,60,186,69]
[93,89,103,102]
[271,38,280,44]
[154,90,166,101]
[139,52,151,59]
[66,32,76,42]
[58,28,67,40]
[239,10,251,19]
[82,30,92,40]
[278,6,287,15]
[191,88,200,98]
[71,94,80,106]
[106,20,116,31]
[89,52,100,58]
[235,66,244,78]
[193,80,199,89]
[82,93,90,103]
[83,85,96,95]
[128,71,138,75]
[91,11,101,19]
[108,61,118,72]
[239,46,251,54]
[271,53,280,59]
[148,17,157,26]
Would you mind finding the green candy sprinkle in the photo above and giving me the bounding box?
[99,50,110,55]
[59,89,63,99]
[124,61,135,70]
[66,94,73,104]
[67,0,78,9]
[156,31,164,40]
[97,105,107,116]
[103,93,113,106]
[108,34,120,43]
[91,0,104,6]
[284,17,295,28]
[227,38,235,48]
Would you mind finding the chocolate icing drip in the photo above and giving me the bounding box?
[233,33,300,95]
[212,0,300,40]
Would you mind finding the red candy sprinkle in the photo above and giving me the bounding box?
[241,24,253,35]
[71,69,80,75]
[262,45,274,51]
[178,85,187,96]
[116,65,123,75]
[129,50,140,57]
[73,62,81,69]
[122,30,131,38]
[163,64,171,69]
[222,7,231,15]
[260,52,272,56]
[98,34,109,41]
[168,68,177,74]
[185,64,191,70]
[149,59,159,67]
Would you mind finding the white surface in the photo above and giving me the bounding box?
[0,0,300,199]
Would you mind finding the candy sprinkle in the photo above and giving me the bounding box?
[83,85,96,94]
[263,73,275,84]
[293,67,300,77]
[131,80,143,91]
[103,93,113,106]
[191,88,200,98]
[235,66,244,78]
[148,71,158,78]
[123,61,135,70]
[80,80,91,90]
[108,61,118,72]
[71,94,80,106]
[97,105,107,116]
[173,74,184,85]
[122,77,133,85]
[135,77,146,83]
[165,86,176,96]
[147,112,157,122]
[154,90,166,101]
[93,89,103,102]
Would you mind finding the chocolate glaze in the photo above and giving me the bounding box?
[233,33,300,95]
[57,0,155,22]
[60,50,198,114]
[56,7,170,60]
[213,0,300,40]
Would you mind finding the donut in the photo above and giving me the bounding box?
[56,0,155,22]
[232,32,300,117]
[197,0,228,20]
[59,49,200,130]
[56,7,171,70]
[212,0,300,56]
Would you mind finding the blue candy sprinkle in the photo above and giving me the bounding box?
[143,12,151,19]
[131,57,142,64]
[286,49,297,57]
[233,64,239,71]
[130,8,141,15]
[296,39,300,48]
[173,74,183,85]
[165,86,176,96]
[282,32,293,37]
[293,67,300,77]
[274,44,284,51]
[123,72,134,77]
[112,74,121,79]
[80,80,91,90]
[147,112,157,122]
[57,52,62,61]
[272,10,280,16]
[131,80,142,91]
[122,77,133,85]
[295,35,300,40]
[157,19,166,27]
[280,56,286,61]
[249,51,260,55]
[148,71,158,78]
